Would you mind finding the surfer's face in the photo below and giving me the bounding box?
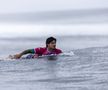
[47,40,56,50]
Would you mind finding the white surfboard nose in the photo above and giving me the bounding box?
[60,51,74,56]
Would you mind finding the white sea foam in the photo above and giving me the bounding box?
[0,23,108,38]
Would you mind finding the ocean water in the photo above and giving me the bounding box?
[0,36,108,90]
[0,8,108,90]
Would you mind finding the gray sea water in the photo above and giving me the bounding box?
[0,36,108,90]
[0,8,108,90]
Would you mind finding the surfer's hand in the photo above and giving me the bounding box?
[9,54,22,59]
[13,54,22,59]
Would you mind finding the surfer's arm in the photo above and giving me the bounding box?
[13,49,35,59]
[20,49,35,55]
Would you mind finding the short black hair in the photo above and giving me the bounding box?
[46,37,56,47]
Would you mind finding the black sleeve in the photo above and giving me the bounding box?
[21,49,35,55]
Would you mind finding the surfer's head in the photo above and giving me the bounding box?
[46,37,56,49]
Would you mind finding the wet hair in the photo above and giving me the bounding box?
[46,37,56,47]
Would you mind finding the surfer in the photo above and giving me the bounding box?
[9,37,62,59]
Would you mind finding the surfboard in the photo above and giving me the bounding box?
[0,51,74,61]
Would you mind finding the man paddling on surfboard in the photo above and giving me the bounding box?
[9,37,62,59]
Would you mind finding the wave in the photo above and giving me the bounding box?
[0,8,108,24]
[0,46,108,61]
